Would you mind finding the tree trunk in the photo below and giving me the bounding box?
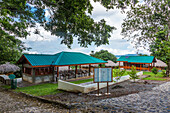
[166,60,170,77]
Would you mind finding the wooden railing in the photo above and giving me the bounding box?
[120,66,153,71]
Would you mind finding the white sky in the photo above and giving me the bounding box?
[21,1,150,55]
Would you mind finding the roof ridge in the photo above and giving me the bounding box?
[121,56,154,57]
[53,52,64,65]
[82,52,107,62]
[24,54,54,56]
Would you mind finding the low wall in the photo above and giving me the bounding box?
[58,80,85,93]
[58,71,143,93]
[23,74,33,83]
[34,75,53,84]
[23,74,53,84]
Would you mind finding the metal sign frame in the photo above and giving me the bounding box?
[93,67,113,83]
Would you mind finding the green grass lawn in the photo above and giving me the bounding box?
[143,71,166,81]
[15,83,62,96]
[2,85,11,89]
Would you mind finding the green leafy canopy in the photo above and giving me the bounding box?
[121,0,169,76]
[0,0,138,64]
[90,50,117,62]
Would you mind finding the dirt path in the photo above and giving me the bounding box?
[0,82,70,113]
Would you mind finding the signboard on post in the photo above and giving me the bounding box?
[94,68,113,83]
[94,67,113,96]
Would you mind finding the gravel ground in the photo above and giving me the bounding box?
[82,81,170,113]
[42,80,165,103]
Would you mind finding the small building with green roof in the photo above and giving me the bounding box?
[117,56,157,71]
[17,51,107,83]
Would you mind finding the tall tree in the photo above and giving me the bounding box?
[121,0,169,76]
[150,29,170,76]
[0,0,43,64]
[90,50,117,62]
[0,0,138,63]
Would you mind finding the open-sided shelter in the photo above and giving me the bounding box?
[117,56,157,71]
[17,51,107,83]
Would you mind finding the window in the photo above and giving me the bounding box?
[35,67,52,75]
[24,68,32,75]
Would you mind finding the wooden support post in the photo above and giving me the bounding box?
[57,67,59,77]
[89,64,91,76]
[79,65,81,69]
[53,67,56,82]
[140,64,142,71]
[99,64,102,67]
[151,63,152,70]
[68,66,70,70]
[119,62,120,67]
[97,82,99,96]
[21,64,24,80]
[148,64,150,71]
[75,65,77,78]
[32,68,35,83]
[107,82,109,94]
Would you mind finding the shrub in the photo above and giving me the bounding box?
[151,67,158,76]
[14,71,22,78]
[113,68,126,82]
[161,70,166,77]
[128,66,139,82]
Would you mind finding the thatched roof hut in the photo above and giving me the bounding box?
[155,59,167,67]
[105,60,123,67]
[82,60,124,67]
[0,62,20,74]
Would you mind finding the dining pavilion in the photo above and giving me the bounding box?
[117,56,157,71]
[17,51,107,84]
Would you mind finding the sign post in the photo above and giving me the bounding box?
[94,68,113,96]
[9,74,17,89]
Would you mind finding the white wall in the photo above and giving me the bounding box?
[58,71,143,93]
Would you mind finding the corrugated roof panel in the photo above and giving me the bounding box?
[24,54,56,66]
[54,52,107,65]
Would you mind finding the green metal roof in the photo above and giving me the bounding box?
[20,51,107,66]
[117,56,155,63]
[24,54,57,66]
